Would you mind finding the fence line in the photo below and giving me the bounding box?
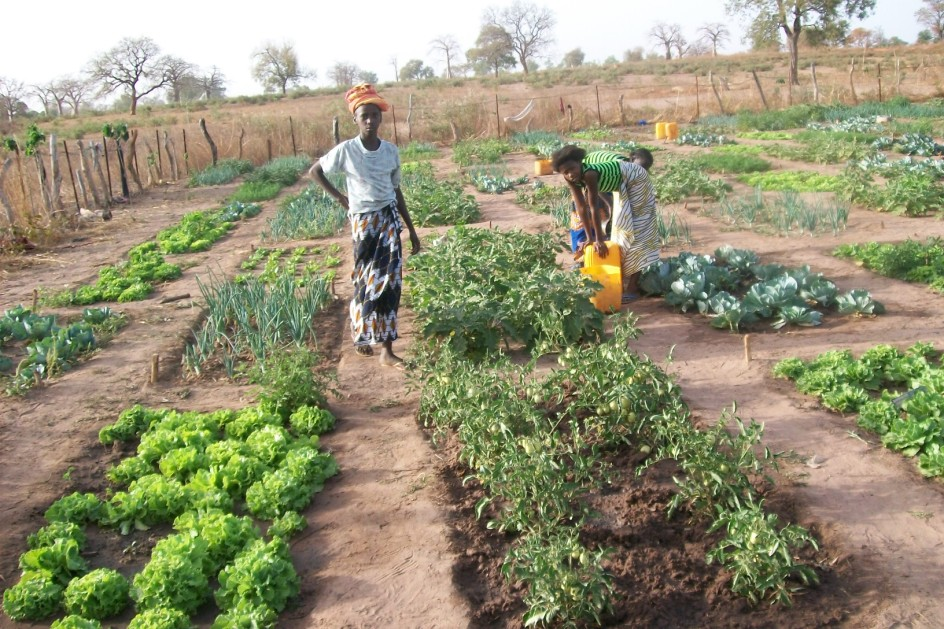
[3,62,943,236]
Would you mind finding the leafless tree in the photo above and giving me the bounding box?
[87,37,176,115]
[196,67,226,101]
[0,76,28,123]
[483,1,555,76]
[430,35,462,78]
[33,81,68,117]
[163,56,197,104]
[650,23,684,60]
[699,22,731,57]
[60,77,94,115]
[251,41,312,95]
[328,62,360,87]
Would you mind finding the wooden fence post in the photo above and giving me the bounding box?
[407,94,414,142]
[694,76,701,120]
[162,131,179,181]
[198,118,218,166]
[751,70,769,110]
[49,135,63,211]
[154,129,162,174]
[495,94,501,138]
[0,157,15,225]
[595,85,602,126]
[708,71,726,115]
[391,106,399,146]
[102,135,113,198]
[810,63,820,103]
[61,141,79,212]
[182,128,189,175]
[877,63,883,102]
[849,58,858,104]
[267,138,272,162]
[332,117,340,145]
[289,116,297,156]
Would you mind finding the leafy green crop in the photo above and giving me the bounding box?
[737,171,842,192]
[127,607,192,629]
[452,138,512,166]
[401,162,480,226]
[406,226,603,357]
[189,158,253,187]
[2,571,64,621]
[63,568,130,619]
[773,341,944,477]
[215,538,300,613]
[640,247,882,331]
[289,404,336,436]
[834,238,944,293]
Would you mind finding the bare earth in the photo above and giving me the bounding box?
[2,141,944,628]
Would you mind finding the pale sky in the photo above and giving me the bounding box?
[1,0,926,107]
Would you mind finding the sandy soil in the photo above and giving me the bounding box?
[2,137,944,628]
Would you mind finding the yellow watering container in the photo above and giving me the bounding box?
[535,159,553,176]
[581,265,622,313]
[655,122,668,140]
[666,121,680,140]
[584,240,621,269]
[582,241,622,313]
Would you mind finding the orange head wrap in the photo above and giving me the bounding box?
[345,83,389,114]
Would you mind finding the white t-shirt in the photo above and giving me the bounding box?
[318,137,401,215]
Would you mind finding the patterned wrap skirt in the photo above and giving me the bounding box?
[349,203,403,346]
[611,169,660,278]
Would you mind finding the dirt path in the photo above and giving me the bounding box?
[625,195,944,627]
[3,144,944,628]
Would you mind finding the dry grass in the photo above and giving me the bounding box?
[2,43,944,243]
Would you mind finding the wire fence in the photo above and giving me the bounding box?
[3,57,944,239]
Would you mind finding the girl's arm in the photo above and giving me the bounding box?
[582,171,608,256]
[395,186,420,255]
[309,161,349,211]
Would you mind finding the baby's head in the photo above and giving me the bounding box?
[630,147,653,171]
[630,147,654,171]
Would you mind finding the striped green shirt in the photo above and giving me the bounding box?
[581,150,628,193]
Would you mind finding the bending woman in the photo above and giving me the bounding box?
[551,145,659,303]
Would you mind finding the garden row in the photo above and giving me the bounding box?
[403,226,822,625]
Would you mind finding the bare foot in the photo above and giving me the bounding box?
[378,342,404,368]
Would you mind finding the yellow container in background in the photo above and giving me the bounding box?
[581,265,622,313]
[655,122,668,140]
[535,159,553,176]
[666,121,680,140]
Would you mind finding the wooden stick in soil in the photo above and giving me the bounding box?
[32,288,38,312]
[155,129,162,175]
[150,354,160,384]
[48,135,63,212]
[182,128,189,175]
[198,118,218,166]
[810,63,820,103]
[391,106,399,146]
[62,140,80,212]
[744,334,752,363]
[102,135,113,198]
[751,70,769,110]
[0,156,17,226]
[289,116,297,156]
[76,141,103,209]
[158,293,190,304]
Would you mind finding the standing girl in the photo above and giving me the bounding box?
[310,84,421,367]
